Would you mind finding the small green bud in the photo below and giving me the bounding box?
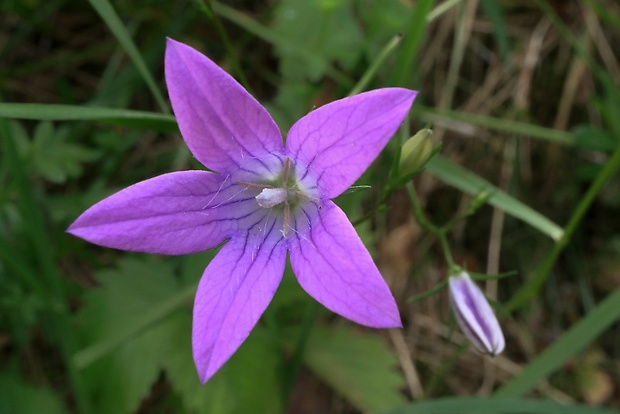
[399,128,434,177]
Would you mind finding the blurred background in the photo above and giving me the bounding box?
[1,0,620,413]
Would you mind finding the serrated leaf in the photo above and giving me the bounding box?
[76,257,179,342]
[74,255,283,414]
[82,315,177,414]
[75,257,184,414]
[303,326,406,413]
[31,123,99,183]
[8,120,100,183]
[74,257,194,368]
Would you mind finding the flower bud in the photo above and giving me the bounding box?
[399,128,433,177]
[448,272,505,356]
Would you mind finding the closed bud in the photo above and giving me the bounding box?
[399,128,434,177]
[448,272,505,356]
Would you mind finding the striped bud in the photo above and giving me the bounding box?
[448,272,505,356]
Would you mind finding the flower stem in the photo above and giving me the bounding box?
[406,182,457,270]
[507,142,620,311]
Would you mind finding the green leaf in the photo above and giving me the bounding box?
[418,106,575,145]
[272,0,363,81]
[82,315,178,414]
[212,1,352,87]
[30,122,100,183]
[572,125,618,151]
[0,103,177,132]
[0,371,68,414]
[74,255,282,414]
[426,154,564,241]
[75,257,185,413]
[74,257,195,369]
[383,397,620,414]
[495,286,620,398]
[303,326,406,413]
[357,1,410,61]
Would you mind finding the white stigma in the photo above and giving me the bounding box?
[255,188,288,208]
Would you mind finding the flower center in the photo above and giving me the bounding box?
[238,157,318,238]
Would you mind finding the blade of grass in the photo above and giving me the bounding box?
[506,142,620,310]
[0,103,177,132]
[385,397,620,414]
[87,0,169,113]
[418,106,575,145]
[533,0,610,86]
[480,0,511,68]
[496,286,620,398]
[426,154,564,240]
[348,34,403,96]
[427,0,464,21]
[390,0,435,87]
[439,0,477,117]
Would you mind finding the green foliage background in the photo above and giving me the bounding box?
[1,0,620,413]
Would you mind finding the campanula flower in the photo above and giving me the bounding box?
[448,271,505,356]
[68,39,417,383]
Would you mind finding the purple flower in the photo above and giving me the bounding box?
[68,38,417,383]
[448,272,505,356]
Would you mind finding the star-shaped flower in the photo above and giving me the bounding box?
[69,39,417,383]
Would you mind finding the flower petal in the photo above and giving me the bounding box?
[288,201,401,328]
[165,38,285,178]
[286,88,417,198]
[68,171,259,255]
[448,272,505,356]
[192,218,286,383]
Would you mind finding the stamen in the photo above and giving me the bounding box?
[237,181,273,191]
[282,158,292,184]
[282,201,291,237]
[291,190,319,203]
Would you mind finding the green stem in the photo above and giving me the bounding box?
[406,182,456,269]
[507,143,620,311]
